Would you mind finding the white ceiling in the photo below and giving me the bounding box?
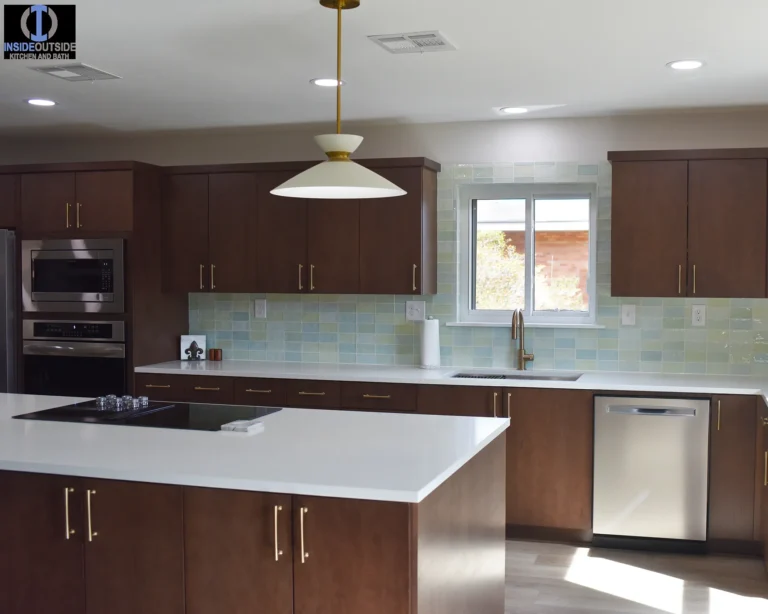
[1,0,768,135]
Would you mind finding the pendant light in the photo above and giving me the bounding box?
[270,0,406,199]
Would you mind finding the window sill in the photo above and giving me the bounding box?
[445,321,605,329]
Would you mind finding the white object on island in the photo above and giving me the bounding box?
[420,317,440,369]
[220,419,264,435]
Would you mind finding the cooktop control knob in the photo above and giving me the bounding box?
[138,396,149,406]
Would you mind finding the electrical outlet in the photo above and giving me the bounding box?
[253,299,267,319]
[621,304,636,326]
[405,301,426,322]
[692,305,706,327]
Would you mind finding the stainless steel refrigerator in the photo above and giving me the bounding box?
[0,230,17,392]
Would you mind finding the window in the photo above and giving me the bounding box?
[458,183,597,326]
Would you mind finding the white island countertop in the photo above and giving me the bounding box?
[0,394,508,503]
[136,360,768,398]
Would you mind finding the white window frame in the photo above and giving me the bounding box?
[457,182,597,326]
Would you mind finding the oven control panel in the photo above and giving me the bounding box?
[24,321,125,342]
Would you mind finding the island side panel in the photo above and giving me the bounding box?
[414,434,507,614]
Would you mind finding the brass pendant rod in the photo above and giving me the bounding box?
[336,1,342,134]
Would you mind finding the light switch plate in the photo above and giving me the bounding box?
[253,299,267,319]
[692,305,706,327]
[621,304,636,326]
[406,301,426,322]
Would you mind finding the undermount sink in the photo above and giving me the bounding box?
[451,372,583,382]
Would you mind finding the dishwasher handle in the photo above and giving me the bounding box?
[607,405,698,417]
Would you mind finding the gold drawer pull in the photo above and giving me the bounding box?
[199,264,204,291]
[717,400,721,431]
[274,505,283,561]
[298,391,326,396]
[145,384,171,389]
[64,487,75,539]
[87,489,98,542]
[412,264,418,292]
[764,451,767,487]
[246,389,272,394]
[194,386,220,391]
[507,392,511,418]
[300,506,309,563]
[65,202,70,228]
[492,392,498,417]
[678,264,682,295]
[76,202,81,228]
[363,394,391,400]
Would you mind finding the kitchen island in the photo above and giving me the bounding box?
[0,393,508,614]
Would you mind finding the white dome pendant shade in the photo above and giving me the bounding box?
[270,0,407,200]
[270,134,406,199]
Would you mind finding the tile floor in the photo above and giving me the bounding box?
[506,540,768,613]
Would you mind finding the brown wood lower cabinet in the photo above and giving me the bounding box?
[505,388,594,540]
[0,472,184,614]
[134,373,234,404]
[417,385,502,417]
[341,381,417,412]
[285,380,342,409]
[708,395,758,553]
[233,377,287,407]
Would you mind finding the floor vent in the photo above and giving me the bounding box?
[368,31,456,54]
[30,63,121,82]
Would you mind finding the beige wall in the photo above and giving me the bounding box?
[2,108,768,166]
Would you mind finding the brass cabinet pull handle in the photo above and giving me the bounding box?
[492,392,498,418]
[764,451,767,487]
[145,384,170,389]
[76,203,81,228]
[65,202,70,228]
[692,264,697,295]
[678,265,682,295]
[762,417,768,427]
[210,264,216,290]
[412,264,418,292]
[64,487,75,539]
[87,489,98,542]
[194,386,220,391]
[298,391,326,396]
[310,264,315,291]
[199,264,205,291]
[363,394,391,400]
[274,505,284,561]
[507,392,511,418]
[300,506,309,563]
[298,264,303,291]
[717,400,721,431]
[246,389,272,394]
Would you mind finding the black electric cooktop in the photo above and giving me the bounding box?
[13,401,283,432]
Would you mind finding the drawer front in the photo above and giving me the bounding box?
[285,380,341,409]
[185,376,234,404]
[233,378,286,407]
[341,382,417,412]
[134,374,192,402]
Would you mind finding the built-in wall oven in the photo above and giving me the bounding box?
[21,239,125,313]
[23,320,127,397]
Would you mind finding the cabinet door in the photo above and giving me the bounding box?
[0,472,85,614]
[506,389,593,534]
[135,373,193,401]
[285,380,342,409]
[0,174,19,227]
[611,161,689,297]
[233,378,287,407]
[21,172,76,233]
[209,173,258,292]
[257,172,307,293]
[359,167,424,294]
[709,395,756,544]
[293,496,411,614]
[84,480,184,614]
[307,199,359,294]
[162,174,210,292]
[688,160,768,298]
[185,375,234,404]
[417,384,501,417]
[185,488,293,614]
[341,381,417,412]
[75,171,133,232]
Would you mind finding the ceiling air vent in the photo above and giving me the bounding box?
[30,63,121,82]
[368,31,456,54]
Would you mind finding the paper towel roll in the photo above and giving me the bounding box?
[420,318,441,369]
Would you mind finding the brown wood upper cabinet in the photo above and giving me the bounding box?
[610,154,768,298]
[0,174,19,228]
[359,166,437,295]
[708,395,757,548]
[21,171,134,234]
[162,173,258,293]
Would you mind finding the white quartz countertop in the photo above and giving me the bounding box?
[0,394,508,503]
[136,360,768,398]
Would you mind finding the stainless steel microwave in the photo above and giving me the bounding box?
[21,239,125,313]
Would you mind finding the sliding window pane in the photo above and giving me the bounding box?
[473,199,526,311]
[533,198,590,313]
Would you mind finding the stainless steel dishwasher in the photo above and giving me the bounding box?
[593,395,710,542]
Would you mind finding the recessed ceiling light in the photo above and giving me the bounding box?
[311,78,344,87]
[667,60,704,71]
[500,107,528,115]
[27,98,56,106]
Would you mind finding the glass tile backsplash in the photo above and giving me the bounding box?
[189,162,768,375]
